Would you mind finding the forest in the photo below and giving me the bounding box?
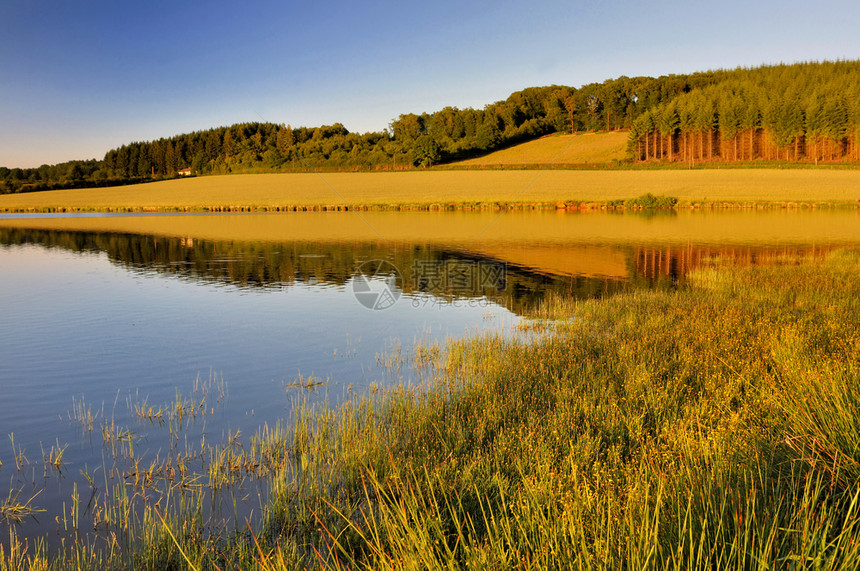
[2,60,859,194]
[629,61,860,163]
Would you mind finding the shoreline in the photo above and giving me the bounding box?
[0,170,858,214]
[1,199,858,215]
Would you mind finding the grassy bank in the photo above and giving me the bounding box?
[0,170,859,213]
[4,252,860,569]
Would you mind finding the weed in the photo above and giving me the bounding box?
[0,488,44,523]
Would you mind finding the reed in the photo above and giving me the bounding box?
[285,374,329,391]
[69,396,99,432]
[5,250,860,569]
[7,435,27,472]
[0,489,44,524]
[40,440,67,475]
[251,248,860,568]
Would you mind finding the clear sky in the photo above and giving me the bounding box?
[2,0,858,168]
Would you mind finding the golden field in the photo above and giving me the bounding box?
[0,169,858,213]
[455,131,629,165]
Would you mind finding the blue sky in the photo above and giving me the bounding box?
[2,0,858,168]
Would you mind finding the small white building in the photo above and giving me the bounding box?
[177,167,192,176]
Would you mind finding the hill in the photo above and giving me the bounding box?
[2,60,859,195]
[454,131,629,166]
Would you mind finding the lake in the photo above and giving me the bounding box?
[1,209,859,543]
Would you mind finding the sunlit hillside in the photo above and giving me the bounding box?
[454,131,629,166]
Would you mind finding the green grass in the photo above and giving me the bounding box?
[1,169,860,213]
[5,251,860,569]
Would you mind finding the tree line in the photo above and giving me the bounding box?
[2,60,858,194]
[629,60,860,163]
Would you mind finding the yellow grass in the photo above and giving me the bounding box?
[0,170,858,213]
[456,131,629,165]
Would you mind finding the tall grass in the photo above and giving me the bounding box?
[248,249,860,569]
[4,251,860,569]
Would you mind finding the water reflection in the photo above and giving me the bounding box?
[0,225,843,313]
[0,227,632,312]
[1,211,859,546]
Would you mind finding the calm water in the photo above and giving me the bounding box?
[1,209,859,543]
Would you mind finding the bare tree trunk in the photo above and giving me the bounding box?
[749,129,754,161]
[709,130,714,160]
[682,131,687,162]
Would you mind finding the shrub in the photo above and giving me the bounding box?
[624,193,678,208]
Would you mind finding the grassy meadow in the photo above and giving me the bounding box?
[0,169,859,213]
[4,250,860,569]
[454,131,629,166]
